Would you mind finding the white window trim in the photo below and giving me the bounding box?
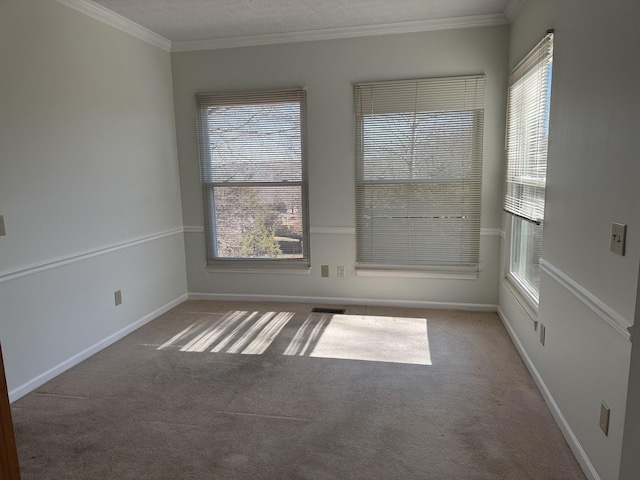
[195,88,310,268]
[504,215,540,315]
[205,266,310,275]
[355,267,478,280]
[504,31,553,303]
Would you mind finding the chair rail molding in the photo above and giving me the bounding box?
[540,259,632,340]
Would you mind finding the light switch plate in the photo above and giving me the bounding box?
[611,222,626,256]
[321,265,329,277]
[0,215,5,236]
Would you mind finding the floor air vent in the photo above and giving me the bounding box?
[311,307,346,314]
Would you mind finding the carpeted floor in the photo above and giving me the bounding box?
[12,300,585,479]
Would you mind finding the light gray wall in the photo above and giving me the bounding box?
[0,0,187,396]
[620,266,640,479]
[499,1,640,479]
[172,26,508,307]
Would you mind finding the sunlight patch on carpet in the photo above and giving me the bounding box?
[157,311,294,355]
[285,314,431,365]
[157,311,431,364]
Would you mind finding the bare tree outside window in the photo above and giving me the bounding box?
[355,76,485,268]
[196,90,309,266]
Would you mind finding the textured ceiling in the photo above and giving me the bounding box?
[91,0,513,44]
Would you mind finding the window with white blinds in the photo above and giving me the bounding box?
[506,31,554,302]
[354,75,485,269]
[504,31,554,223]
[195,88,310,267]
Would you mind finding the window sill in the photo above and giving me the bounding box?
[205,266,310,275]
[503,275,539,327]
[355,268,478,280]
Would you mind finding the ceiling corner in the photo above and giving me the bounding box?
[504,0,527,22]
[54,0,172,51]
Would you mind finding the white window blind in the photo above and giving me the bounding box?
[505,31,554,224]
[355,75,485,269]
[195,88,310,267]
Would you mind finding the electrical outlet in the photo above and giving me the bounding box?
[600,401,610,436]
[321,265,329,277]
[611,222,626,256]
[539,323,546,346]
[114,290,122,306]
[0,215,5,237]
[337,266,345,277]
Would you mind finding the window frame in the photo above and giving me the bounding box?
[354,75,486,274]
[505,31,554,306]
[195,88,310,270]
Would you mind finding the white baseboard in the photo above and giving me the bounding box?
[9,293,188,403]
[496,306,601,480]
[188,292,498,312]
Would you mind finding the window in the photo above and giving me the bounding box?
[354,76,485,271]
[196,88,309,268]
[505,31,554,301]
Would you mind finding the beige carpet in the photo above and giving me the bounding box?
[12,300,585,479]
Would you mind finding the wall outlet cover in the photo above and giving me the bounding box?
[600,401,610,436]
[114,290,122,306]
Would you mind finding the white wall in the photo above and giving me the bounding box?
[0,0,187,398]
[619,265,640,479]
[499,1,640,479]
[172,26,508,308]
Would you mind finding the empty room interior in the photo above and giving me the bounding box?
[1,0,639,479]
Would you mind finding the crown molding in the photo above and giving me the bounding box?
[171,13,508,52]
[55,0,171,52]
[505,0,527,22]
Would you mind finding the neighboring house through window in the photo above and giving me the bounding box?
[196,88,310,268]
[505,31,554,303]
[354,75,486,275]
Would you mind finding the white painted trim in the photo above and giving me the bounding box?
[206,267,310,275]
[188,292,497,312]
[501,278,537,329]
[9,294,188,403]
[480,228,504,237]
[540,259,632,340]
[190,226,501,238]
[497,306,601,480]
[55,0,171,51]
[171,13,508,52]
[183,225,205,233]
[310,227,356,235]
[355,269,478,280]
[0,227,184,285]
[189,226,357,236]
[505,0,527,22]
